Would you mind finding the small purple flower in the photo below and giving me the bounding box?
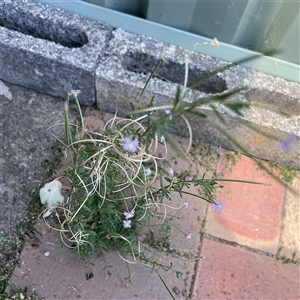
[165,109,172,120]
[123,219,132,228]
[281,132,296,152]
[213,200,224,212]
[64,101,68,109]
[183,202,188,209]
[145,167,151,176]
[168,168,174,177]
[124,209,135,220]
[123,137,139,152]
[281,142,290,152]
[68,89,81,97]
[186,233,192,239]
[160,135,165,143]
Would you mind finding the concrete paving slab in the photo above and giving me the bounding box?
[280,172,300,258]
[0,81,76,251]
[10,221,195,300]
[192,238,300,300]
[206,153,285,254]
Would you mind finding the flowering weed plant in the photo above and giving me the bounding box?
[41,56,289,297]
[54,90,225,260]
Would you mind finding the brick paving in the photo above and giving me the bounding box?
[192,239,299,300]
[206,154,285,253]
[194,153,300,300]
[9,111,300,299]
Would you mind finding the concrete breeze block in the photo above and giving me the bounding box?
[0,2,112,105]
[96,28,299,169]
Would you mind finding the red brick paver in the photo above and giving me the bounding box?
[192,238,300,300]
[206,154,285,253]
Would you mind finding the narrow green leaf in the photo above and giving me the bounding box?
[183,109,207,119]
[224,101,250,116]
[164,132,186,158]
[139,61,162,102]
[209,104,226,124]
[155,269,176,300]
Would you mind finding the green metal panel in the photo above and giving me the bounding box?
[146,0,299,65]
[84,0,142,17]
[146,1,198,32]
[34,0,299,83]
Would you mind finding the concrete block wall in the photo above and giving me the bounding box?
[0,2,112,105]
[0,2,299,169]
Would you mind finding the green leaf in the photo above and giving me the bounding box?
[209,104,226,124]
[164,132,186,158]
[139,61,161,102]
[173,85,182,109]
[224,101,250,116]
[155,269,176,300]
[183,109,207,119]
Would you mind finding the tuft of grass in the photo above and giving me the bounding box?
[223,151,241,172]
[267,162,298,184]
[276,245,300,265]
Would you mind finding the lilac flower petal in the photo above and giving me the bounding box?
[183,202,188,209]
[168,168,174,177]
[213,200,224,212]
[124,209,135,219]
[123,220,132,228]
[186,233,192,239]
[165,109,171,115]
[145,167,151,176]
[68,90,81,97]
[123,137,139,152]
[281,141,290,152]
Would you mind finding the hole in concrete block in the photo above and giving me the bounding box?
[122,51,227,94]
[0,4,88,48]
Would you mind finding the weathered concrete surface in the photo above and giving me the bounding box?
[0,2,112,106]
[0,80,76,252]
[96,28,300,170]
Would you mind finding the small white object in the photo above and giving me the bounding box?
[0,80,12,101]
[39,180,64,208]
[34,68,44,76]
[43,209,53,218]
[44,251,50,257]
